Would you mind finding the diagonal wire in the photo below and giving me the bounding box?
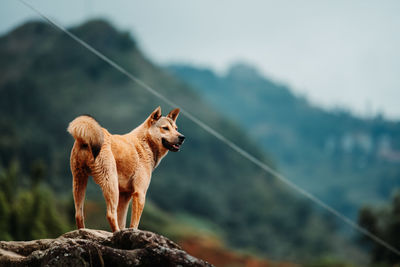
[18,0,400,257]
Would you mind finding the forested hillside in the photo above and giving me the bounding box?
[0,20,363,262]
[168,63,400,219]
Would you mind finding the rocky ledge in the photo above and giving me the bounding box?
[0,228,213,266]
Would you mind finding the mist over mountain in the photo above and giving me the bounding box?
[0,19,367,263]
[168,63,400,220]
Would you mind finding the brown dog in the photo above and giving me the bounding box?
[67,107,184,232]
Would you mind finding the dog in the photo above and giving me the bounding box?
[67,106,184,232]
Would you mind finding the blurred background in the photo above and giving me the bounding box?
[1,1,400,266]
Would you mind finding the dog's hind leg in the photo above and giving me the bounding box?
[93,149,120,232]
[70,147,89,229]
[72,172,88,229]
[103,182,120,232]
[117,192,131,229]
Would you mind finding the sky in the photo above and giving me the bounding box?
[1,0,400,119]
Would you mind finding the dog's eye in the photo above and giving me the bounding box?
[162,126,169,131]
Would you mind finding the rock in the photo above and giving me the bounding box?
[0,229,213,267]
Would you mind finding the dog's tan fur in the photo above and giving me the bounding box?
[67,107,184,232]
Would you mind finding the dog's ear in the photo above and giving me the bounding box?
[167,108,180,122]
[147,106,162,126]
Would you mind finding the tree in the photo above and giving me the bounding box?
[358,191,400,265]
[0,160,72,241]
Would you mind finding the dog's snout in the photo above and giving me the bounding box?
[178,135,185,143]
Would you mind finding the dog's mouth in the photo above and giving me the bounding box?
[162,138,181,152]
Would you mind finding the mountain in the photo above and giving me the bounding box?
[167,63,400,219]
[0,20,363,262]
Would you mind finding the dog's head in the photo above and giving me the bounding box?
[146,106,185,152]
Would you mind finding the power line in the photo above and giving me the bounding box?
[18,0,400,257]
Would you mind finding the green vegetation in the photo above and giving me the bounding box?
[358,191,400,265]
[0,20,363,262]
[168,64,400,220]
[0,160,71,240]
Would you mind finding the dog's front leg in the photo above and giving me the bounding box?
[130,173,150,229]
[117,192,131,229]
[130,191,145,229]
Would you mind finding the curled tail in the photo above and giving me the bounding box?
[67,115,104,159]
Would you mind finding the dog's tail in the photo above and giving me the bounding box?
[67,115,104,159]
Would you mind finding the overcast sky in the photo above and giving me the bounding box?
[1,0,400,119]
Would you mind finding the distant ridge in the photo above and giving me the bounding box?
[168,63,400,220]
